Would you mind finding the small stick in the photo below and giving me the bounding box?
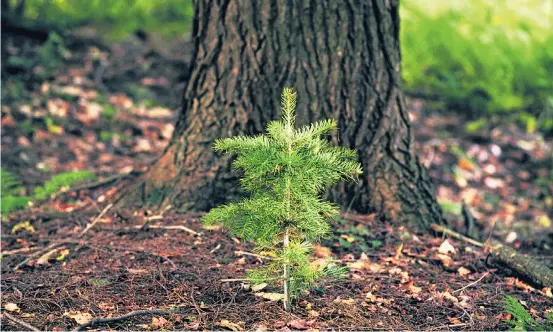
[220,278,250,282]
[2,312,41,331]
[431,224,484,248]
[210,244,221,254]
[134,224,199,236]
[13,242,66,270]
[78,203,113,238]
[73,308,181,331]
[1,246,42,256]
[454,272,490,293]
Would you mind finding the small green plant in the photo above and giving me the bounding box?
[504,295,553,331]
[203,87,362,311]
[1,169,96,215]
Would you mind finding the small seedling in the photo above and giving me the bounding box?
[203,87,362,311]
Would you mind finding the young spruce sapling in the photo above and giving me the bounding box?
[202,87,362,311]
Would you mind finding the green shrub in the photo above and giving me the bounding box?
[202,88,361,311]
[1,169,96,215]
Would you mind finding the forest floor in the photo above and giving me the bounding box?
[1,31,552,330]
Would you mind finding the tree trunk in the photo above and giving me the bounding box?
[118,0,445,230]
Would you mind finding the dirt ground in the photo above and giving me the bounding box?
[1,30,552,330]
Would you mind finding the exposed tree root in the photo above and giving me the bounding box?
[431,224,553,288]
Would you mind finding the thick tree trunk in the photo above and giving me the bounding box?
[119,0,445,230]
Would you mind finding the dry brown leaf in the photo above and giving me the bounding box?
[438,239,456,255]
[395,242,404,259]
[251,283,267,292]
[435,253,453,267]
[254,292,284,301]
[457,158,475,172]
[308,310,320,318]
[152,316,169,328]
[458,267,471,277]
[217,319,244,331]
[64,311,93,325]
[4,302,21,312]
[313,245,332,258]
[288,319,308,330]
[97,302,115,311]
[440,291,459,304]
[406,280,422,295]
[36,248,60,265]
[347,259,383,273]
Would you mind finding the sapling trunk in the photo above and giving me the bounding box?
[283,228,291,312]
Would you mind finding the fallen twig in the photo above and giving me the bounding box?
[13,242,67,270]
[210,244,221,254]
[135,224,199,236]
[72,307,185,331]
[2,312,41,331]
[454,272,490,293]
[431,223,553,288]
[220,278,250,282]
[1,246,42,256]
[78,203,113,238]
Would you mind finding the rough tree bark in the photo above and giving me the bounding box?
[118,0,445,230]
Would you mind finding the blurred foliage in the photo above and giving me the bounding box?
[401,0,553,131]
[1,169,96,215]
[5,0,553,132]
[5,0,194,39]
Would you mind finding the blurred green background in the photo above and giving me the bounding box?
[3,0,553,133]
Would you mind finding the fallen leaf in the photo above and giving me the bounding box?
[484,177,504,189]
[98,302,115,311]
[395,242,404,259]
[440,291,459,304]
[308,310,319,318]
[288,319,308,330]
[347,259,383,273]
[505,231,517,243]
[406,281,422,295]
[11,221,35,234]
[4,302,21,312]
[438,239,456,255]
[64,311,93,325]
[313,245,332,258]
[457,158,475,172]
[435,253,453,267]
[458,267,471,277]
[152,316,169,328]
[254,292,284,301]
[36,248,59,265]
[251,283,268,292]
[217,319,243,331]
